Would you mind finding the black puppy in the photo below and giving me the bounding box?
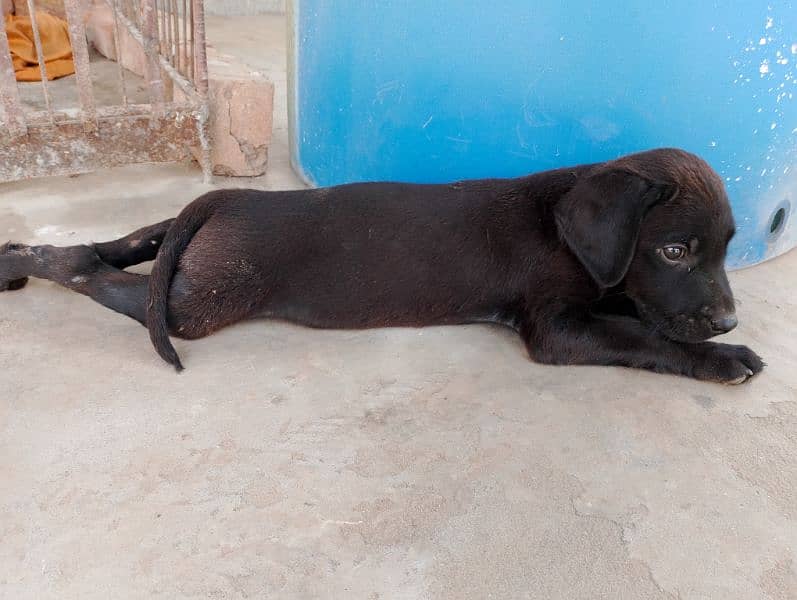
[0,148,763,383]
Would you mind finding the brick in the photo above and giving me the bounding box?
[177,48,274,177]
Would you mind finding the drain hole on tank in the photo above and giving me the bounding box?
[770,207,786,235]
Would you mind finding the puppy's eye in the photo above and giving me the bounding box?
[661,244,687,262]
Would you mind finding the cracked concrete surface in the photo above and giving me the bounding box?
[2,14,797,600]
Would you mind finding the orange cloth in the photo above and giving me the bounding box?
[6,11,75,81]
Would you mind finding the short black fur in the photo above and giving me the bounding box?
[0,148,763,383]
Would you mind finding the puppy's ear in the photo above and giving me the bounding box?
[554,170,678,288]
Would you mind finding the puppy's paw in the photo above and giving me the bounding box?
[692,343,764,384]
[0,277,29,292]
[0,242,31,292]
[1,241,28,253]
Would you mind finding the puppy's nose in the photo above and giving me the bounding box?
[711,313,738,333]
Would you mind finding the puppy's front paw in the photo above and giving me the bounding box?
[692,343,764,384]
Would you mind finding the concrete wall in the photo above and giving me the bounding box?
[205,0,285,15]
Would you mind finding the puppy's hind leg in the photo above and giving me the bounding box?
[0,242,150,325]
[1,219,176,290]
[92,218,175,269]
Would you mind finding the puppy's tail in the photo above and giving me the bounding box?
[146,193,219,371]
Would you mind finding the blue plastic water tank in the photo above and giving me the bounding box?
[289,1,797,268]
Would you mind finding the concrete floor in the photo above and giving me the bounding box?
[2,14,797,600]
[18,48,150,113]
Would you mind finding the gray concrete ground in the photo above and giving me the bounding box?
[18,48,150,113]
[2,14,797,600]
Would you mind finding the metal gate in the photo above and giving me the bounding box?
[0,0,211,182]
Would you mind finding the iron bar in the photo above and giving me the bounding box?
[171,0,179,73]
[188,0,194,84]
[160,0,167,57]
[191,0,206,94]
[24,0,55,124]
[23,101,199,127]
[0,13,28,137]
[140,0,166,118]
[108,0,129,106]
[63,0,97,132]
[190,0,210,182]
[181,0,187,78]
[165,0,172,65]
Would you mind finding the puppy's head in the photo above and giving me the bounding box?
[555,148,737,343]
